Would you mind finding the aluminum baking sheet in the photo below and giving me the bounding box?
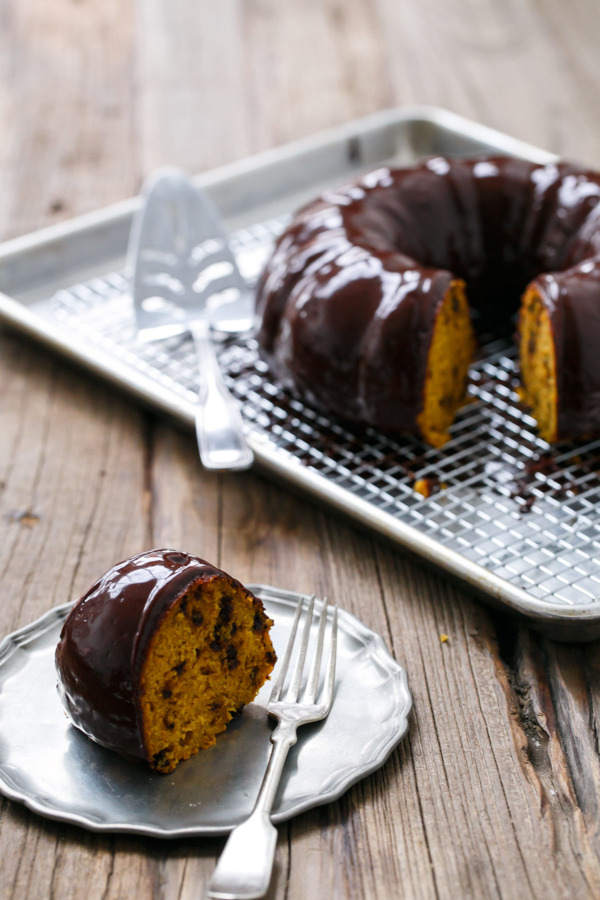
[0,587,410,836]
[1,106,599,640]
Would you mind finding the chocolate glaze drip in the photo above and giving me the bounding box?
[256,156,600,442]
[55,549,245,763]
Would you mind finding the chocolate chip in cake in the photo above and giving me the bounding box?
[152,749,169,770]
[218,595,233,624]
[226,646,239,670]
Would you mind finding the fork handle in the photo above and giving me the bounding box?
[191,322,254,472]
[206,723,297,899]
[206,809,277,900]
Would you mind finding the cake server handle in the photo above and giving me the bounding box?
[190,320,254,473]
[206,720,297,900]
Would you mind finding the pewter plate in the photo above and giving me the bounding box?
[0,585,411,837]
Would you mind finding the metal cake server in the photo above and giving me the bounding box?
[129,167,254,472]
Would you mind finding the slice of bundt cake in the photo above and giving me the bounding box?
[55,549,276,773]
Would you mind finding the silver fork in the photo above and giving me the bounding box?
[207,595,338,900]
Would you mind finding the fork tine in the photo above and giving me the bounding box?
[269,597,305,703]
[286,594,315,702]
[321,606,338,714]
[304,597,329,704]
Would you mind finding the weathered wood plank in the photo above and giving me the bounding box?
[0,334,149,633]
[0,0,137,240]
[137,0,389,174]
[149,424,221,558]
[373,0,600,165]
[375,551,600,900]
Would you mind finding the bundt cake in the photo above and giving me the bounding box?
[55,549,276,773]
[255,155,600,446]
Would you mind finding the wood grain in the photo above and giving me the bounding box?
[2,1,600,898]
[0,0,137,241]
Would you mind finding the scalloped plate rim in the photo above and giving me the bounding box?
[0,583,412,837]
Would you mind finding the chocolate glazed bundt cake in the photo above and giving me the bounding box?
[255,156,600,446]
[56,550,276,773]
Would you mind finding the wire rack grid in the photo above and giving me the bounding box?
[49,213,600,613]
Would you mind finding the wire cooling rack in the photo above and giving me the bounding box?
[49,214,600,616]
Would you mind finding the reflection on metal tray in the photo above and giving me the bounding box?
[1,106,599,640]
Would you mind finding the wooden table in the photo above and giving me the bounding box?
[2,3,600,898]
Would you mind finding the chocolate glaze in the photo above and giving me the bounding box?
[256,156,600,442]
[55,549,257,764]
